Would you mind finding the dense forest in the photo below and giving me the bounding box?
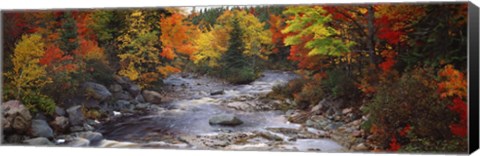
[2,3,468,153]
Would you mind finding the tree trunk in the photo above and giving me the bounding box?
[366,5,377,66]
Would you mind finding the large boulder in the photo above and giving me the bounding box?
[23,137,54,146]
[142,90,162,104]
[208,114,244,126]
[50,116,69,133]
[83,82,112,102]
[31,119,54,138]
[66,105,85,126]
[2,100,32,134]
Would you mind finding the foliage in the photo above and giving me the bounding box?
[60,12,79,54]
[363,67,456,150]
[438,65,467,138]
[270,78,307,100]
[21,90,56,115]
[219,18,256,84]
[282,6,353,57]
[5,34,51,99]
[116,10,162,87]
[159,12,199,60]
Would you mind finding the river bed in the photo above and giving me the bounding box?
[97,71,345,152]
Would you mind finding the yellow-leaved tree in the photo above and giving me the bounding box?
[116,10,161,87]
[5,33,56,114]
[6,34,51,99]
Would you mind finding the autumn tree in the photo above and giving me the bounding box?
[193,9,271,69]
[6,34,50,98]
[116,10,162,87]
[4,34,56,114]
[158,11,199,76]
[282,6,353,75]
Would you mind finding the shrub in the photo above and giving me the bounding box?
[21,90,56,115]
[322,69,360,102]
[362,67,456,151]
[224,67,257,84]
[82,107,102,120]
[294,81,325,110]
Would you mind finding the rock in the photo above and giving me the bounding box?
[128,84,141,96]
[135,103,151,110]
[352,143,369,151]
[113,75,129,86]
[352,130,362,137]
[55,107,66,116]
[210,90,224,96]
[77,131,103,145]
[258,132,284,141]
[66,105,85,126]
[134,94,145,103]
[334,115,342,121]
[23,137,54,146]
[208,114,243,126]
[326,122,342,130]
[114,100,132,111]
[311,99,327,112]
[31,119,54,138]
[34,112,47,120]
[351,119,362,127]
[342,108,353,114]
[83,82,112,102]
[50,116,69,133]
[2,100,32,133]
[113,92,132,101]
[226,102,250,111]
[109,84,123,93]
[6,134,27,144]
[142,90,163,104]
[86,119,101,128]
[70,126,84,133]
[285,109,295,116]
[68,137,90,147]
[305,120,315,127]
[83,123,94,131]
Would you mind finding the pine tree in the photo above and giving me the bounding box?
[222,18,248,70]
[60,11,79,54]
[219,18,256,84]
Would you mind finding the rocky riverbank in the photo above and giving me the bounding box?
[1,74,166,147]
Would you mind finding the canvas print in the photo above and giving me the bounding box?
[1,2,470,154]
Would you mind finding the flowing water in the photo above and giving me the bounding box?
[97,71,345,152]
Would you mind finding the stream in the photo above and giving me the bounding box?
[96,70,345,152]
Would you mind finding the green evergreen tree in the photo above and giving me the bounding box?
[59,11,79,54]
[220,18,255,84]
